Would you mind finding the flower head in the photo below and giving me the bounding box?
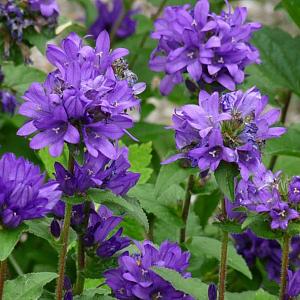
[0,153,61,228]
[289,176,300,203]
[18,31,145,158]
[29,0,59,17]
[164,87,285,179]
[0,90,17,115]
[149,0,261,95]
[89,0,137,40]
[104,240,194,299]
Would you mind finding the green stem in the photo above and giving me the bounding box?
[279,233,290,300]
[74,201,91,295]
[0,260,7,300]
[269,90,292,171]
[56,153,75,300]
[218,199,228,300]
[179,175,194,244]
[8,254,23,276]
[130,0,168,68]
[110,5,126,43]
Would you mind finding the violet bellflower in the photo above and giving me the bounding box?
[104,240,194,299]
[236,171,299,230]
[286,269,300,299]
[0,90,17,115]
[149,0,261,95]
[28,0,59,17]
[164,87,285,180]
[17,31,145,158]
[89,0,137,40]
[0,153,61,228]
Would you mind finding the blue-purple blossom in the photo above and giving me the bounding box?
[89,0,137,40]
[0,90,17,115]
[104,240,194,299]
[18,31,145,158]
[164,87,285,179]
[286,269,300,298]
[208,283,217,300]
[149,0,261,95]
[289,176,300,203]
[0,153,61,228]
[29,0,59,17]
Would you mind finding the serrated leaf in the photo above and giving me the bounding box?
[0,224,27,261]
[187,236,252,279]
[128,142,153,184]
[152,267,208,300]
[3,272,57,300]
[87,189,149,231]
[214,162,239,201]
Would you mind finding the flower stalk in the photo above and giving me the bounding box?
[279,233,291,300]
[0,259,7,300]
[179,175,194,244]
[55,153,75,300]
[218,198,229,300]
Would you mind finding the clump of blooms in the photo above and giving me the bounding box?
[164,87,285,179]
[0,0,58,44]
[0,153,61,228]
[89,0,137,40]
[149,0,261,95]
[233,230,300,284]
[104,240,194,299]
[17,31,145,158]
[236,171,299,230]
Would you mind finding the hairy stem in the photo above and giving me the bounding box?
[74,201,91,295]
[179,175,194,244]
[130,0,168,68]
[55,153,75,300]
[269,90,292,171]
[0,260,7,300]
[279,233,290,300]
[218,199,228,300]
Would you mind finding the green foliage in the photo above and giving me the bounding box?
[152,267,208,300]
[0,224,27,261]
[282,0,300,28]
[226,289,277,300]
[214,162,239,201]
[68,0,97,27]
[187,236,252,279]
[128,142,153,184]
[87,189,149,231]
[3,272,57,300]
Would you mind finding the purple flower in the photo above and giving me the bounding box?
[287,269,300,298]
[89,0,137,40]
[208,283,217,300]
[0,153,61,228]
[149,0,261,95]
[164,87,285,178]
[18,31,145,158]
[289,176,300,203]
[104,240,194,299]
[29,0,59,17]
[0,90,17,115]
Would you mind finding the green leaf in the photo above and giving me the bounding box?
[3,272,57,300]
[282,0,300,28]
[87,189,149,231]
[155,163,195,197]
[0,224,27,261]
[193,189,221,228]
[128,184,184,228]
[226,289,277,300]
[214,220,243,234]
[38,144,69,177]
[287,222,300,235]
[265,124,300,157]
[214,162,239,201]
[152,267,208,300]
[2,63,46,95]
[187,236,252,279]
[128,142,153,184]
[62,195,86,205]
[246,27,300,97]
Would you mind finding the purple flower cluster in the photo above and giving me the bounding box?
[89,0,137,40]
[0,153,61,228]
[0,0,58,43]
[233,230,300,290]
[236,171,299,230]
[52,204,130,259]
[17,31,145,158]
[104,240,194,299]
[164,87,285,179]
[149,0,261,95]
